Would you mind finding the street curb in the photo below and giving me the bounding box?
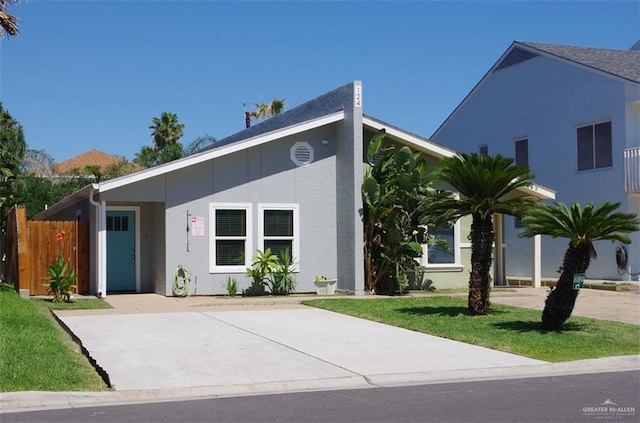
[2,355,638,414]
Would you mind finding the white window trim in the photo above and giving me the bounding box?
[258,203,300,269]
[209,203,252,273]
[422,218,462,269]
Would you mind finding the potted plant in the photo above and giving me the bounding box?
[314,275,337,295]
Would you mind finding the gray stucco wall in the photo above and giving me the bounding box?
[157,125,339,295]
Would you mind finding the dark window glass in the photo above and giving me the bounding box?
[264,210,293,237]
[106,216,113,231]
[121,216,129,232]
[577,125,594,171]
[515,139,528,166]
[428,226,455,264]
[264,240,293,261]
[216,210,246,236]
[114,216,121,231]
[216,240,245,265]
[594,121,612,168]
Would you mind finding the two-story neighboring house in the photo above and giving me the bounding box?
[432,41,640,282]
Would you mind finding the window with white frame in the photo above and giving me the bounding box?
[424,222,459,266]
[210,204,252,273]
[577,121,612,171]
[258,204,299,262]
[515,138,528,167]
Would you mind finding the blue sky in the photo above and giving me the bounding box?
[1,0,638,163]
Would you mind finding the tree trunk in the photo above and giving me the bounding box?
[541,242,591,331]
[468,213,494,315]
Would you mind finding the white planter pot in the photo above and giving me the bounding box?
[314,279,337,295]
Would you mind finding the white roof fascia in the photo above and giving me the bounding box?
[363,117,456,160]
[520,182,555,200]
[364,116,555,200]
[99,111,345,193]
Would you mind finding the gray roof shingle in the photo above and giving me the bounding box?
[518,41,640,83]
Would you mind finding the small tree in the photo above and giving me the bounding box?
[426,153,538,315]
[520,201,639,331]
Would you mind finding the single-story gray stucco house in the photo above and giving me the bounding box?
[35,81,554,297]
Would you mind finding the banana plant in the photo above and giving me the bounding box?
[362,129,449,293]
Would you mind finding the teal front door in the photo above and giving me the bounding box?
[107,210,136,292]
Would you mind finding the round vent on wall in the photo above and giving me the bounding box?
[290,142,314,167]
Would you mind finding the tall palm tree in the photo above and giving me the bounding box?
[427,153,538,315]
[148,112,185,151]
[519,201,639,331]
[0,0,19,39]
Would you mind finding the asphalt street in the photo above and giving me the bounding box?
[3,371,638,423]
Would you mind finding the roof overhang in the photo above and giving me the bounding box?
[33,184,98,220]
[364,116,555,200]
[98,110,345,193]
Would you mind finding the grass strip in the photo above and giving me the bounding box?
[303,296,640,362]
[0,286,110,392]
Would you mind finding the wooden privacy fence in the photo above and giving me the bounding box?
[5,205,89,296]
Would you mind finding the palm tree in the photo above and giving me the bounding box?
[133,145,159,168]
[427,153,538,315]
[0,0,19,39]
[148,112,185,151]
[21,149,56,179]
[519,201,639,331]
[185,134,217,155]
[250,98,286,121]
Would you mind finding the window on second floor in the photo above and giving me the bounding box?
[515,138,528,167]
[577,121,612,171]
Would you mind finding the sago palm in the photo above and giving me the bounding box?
[520,201,639,331]
[428,153,537,315]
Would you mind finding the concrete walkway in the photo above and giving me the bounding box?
[1,288,638,412]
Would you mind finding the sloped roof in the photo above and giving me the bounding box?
[518,41,640,83]
[54,149,141,174]
[432,40,640,139]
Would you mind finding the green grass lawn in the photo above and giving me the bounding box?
[303,296,640,362]
[0,286,111,392]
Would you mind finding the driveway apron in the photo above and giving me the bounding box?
[58,308,545,392]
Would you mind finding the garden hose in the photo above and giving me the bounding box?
[173,265,190,297]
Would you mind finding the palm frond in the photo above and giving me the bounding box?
[520,201,640,247]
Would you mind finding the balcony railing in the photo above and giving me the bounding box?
[624,147,640,193]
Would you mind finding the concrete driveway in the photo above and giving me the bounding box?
[58,307,546,393]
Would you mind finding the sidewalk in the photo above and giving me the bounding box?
[1,288,638,413]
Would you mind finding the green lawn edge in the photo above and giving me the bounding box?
[302,296,640,362]
[0,287,111,392]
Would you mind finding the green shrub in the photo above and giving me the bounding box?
[225,277,239,297]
